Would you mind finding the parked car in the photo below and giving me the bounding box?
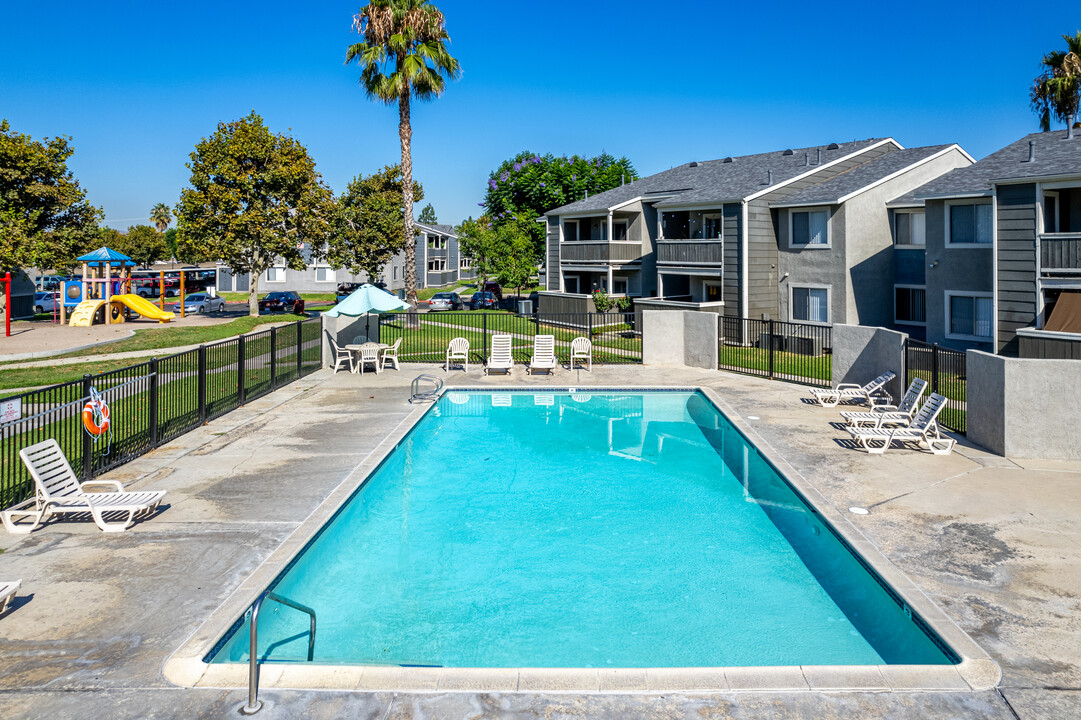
[36,275,66,292]
[469,291,498,310]
[482,281,503,301]
[258,291,305,314]
[172,292,226,314]
[33,292,61,314]
[337,282,360,304]
[131,278,162,298]
[428,292,463,311]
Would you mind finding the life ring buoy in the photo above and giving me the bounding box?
[82,401,110,436]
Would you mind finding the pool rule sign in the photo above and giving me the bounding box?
[0,398,21,424]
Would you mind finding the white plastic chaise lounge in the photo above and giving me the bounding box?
[846,392,956,455]
[485,334,514,375]
[2,439,166,533]
[570,336,592,371]
[810,371,895,408]
[0,580,20,615]
[326,332,355,373]
[527,335,557,375]
[841,377,928,428]
[445,337,469,372]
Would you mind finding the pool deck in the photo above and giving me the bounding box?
[0,364,1078,719]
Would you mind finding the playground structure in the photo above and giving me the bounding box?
[63,247,179,327]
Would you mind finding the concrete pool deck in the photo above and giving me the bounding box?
[0,365,1078,718]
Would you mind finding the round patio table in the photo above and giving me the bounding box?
[345,342,388,374]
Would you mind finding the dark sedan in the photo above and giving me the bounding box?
[469,291,498,310]
[258,291,305,313]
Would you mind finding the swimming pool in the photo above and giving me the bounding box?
[206,390,956,669]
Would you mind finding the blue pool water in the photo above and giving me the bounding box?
[209,390,954,668]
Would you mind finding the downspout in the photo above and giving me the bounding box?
[991,184,999,352]
[740,200,749,319]
[607,211,615,292]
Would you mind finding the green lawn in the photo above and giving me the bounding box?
[718,346,833,383]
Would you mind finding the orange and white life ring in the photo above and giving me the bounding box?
[82,401,110,436]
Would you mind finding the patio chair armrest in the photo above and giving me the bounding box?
[81,479,125,493]
[835,383,861,390]
[870,403,900,413]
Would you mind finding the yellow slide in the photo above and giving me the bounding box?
[68,299,107,327]
[112,294,175,322]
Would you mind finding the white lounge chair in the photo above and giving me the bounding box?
[841,377,928,428]
[570,336,592,371]
[381,337,402,371]
[2,440,166,533]
[445,337,469,372]
[485,335,514,375]
[810,371,895,408]
[0,580,20,615]
[326,332,354,373]
[846,393,956,455]
[355,344,381,374]
[527,335,557,375]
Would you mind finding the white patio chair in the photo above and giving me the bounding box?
[2,439,166,533]
[485,335,514,375]
[570,336,592,371]
[810,371,895,408]
[0,580,20,615]
[841,378,928,429]
[846,393,956,455]
[381,337,402,371]
[355,344,381,375]
[445,337,469,372]
[326,332,354,374]
[527,335,557,375]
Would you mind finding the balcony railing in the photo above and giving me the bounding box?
[1041,233,1081,274]
[561,241,643,264]
[657,239,724,265]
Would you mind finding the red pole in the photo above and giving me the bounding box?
[4,272,11,337]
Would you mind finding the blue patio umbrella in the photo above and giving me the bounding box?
[324,284,410,317]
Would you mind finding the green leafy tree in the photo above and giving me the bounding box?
[150,202,173,232]
[457,215,535,298]
[494,228,536,300]
[114,225,168,268]
[456,216,500,287]
[328,164,423,280]
[1032,31,1081,139]
[163,228,178,259]
[482,151,637,257]
[176,111,333,316]
[347,0,461,301]
[0,119,101,272]
[417,202,437,225]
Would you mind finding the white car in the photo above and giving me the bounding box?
[171,292,226,314]
[33,292,61,314]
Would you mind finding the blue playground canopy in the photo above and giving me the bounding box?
[76,247,136,268]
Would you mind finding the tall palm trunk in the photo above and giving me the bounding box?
[399,89,416,302]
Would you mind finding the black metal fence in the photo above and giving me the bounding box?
[718,316,833,387]
[377,311,642,365]
[0,317,323,510]
[905,339,967,434]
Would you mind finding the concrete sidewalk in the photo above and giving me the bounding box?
[0,365,1077,719]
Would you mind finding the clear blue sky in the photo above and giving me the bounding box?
[1,1,1077,230]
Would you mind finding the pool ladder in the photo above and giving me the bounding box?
[410,374,444,403]
[241,591,317,715]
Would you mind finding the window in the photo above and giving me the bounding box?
[947,293,993,339]
[564,274,580,294]
[790,209,829,247]
[894,212,926,246]
[947,203,992,245]
[613,221,628,241]
[563,220,579,242]
[661,211,689,239]
[266,267,285,283]
[427,235,446,249]
[705,282,723,302]
[315,267,331,283]
[459,257,472,269]
[791,285,829,323]
[895,286,926,324]
[393,266,398,280]
[1043,187,1081,233]
[612,277,628,294]
[428,258,446,272]
[703,214,723,240]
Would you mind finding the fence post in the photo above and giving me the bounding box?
[238,333,247,406]
[296,319,303,378]
[149,358,159,449]
[81,373,93,480]
[483,313,488,362]
[767,319,775,380]
[198,345,207,424]
[588,313,593,338]
[270,326,278,391]
[931,343,939,394]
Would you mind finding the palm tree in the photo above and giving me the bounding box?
[347,0,460,301]
[1031,31,1081,139]
[150,202,173,232]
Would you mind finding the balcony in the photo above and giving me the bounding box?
[657,239,724,266]
[1041,234,1081,274]
[560,241,643,264]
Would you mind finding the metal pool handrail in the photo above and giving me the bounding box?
[241,591,316,715]
[410,374,444,403]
